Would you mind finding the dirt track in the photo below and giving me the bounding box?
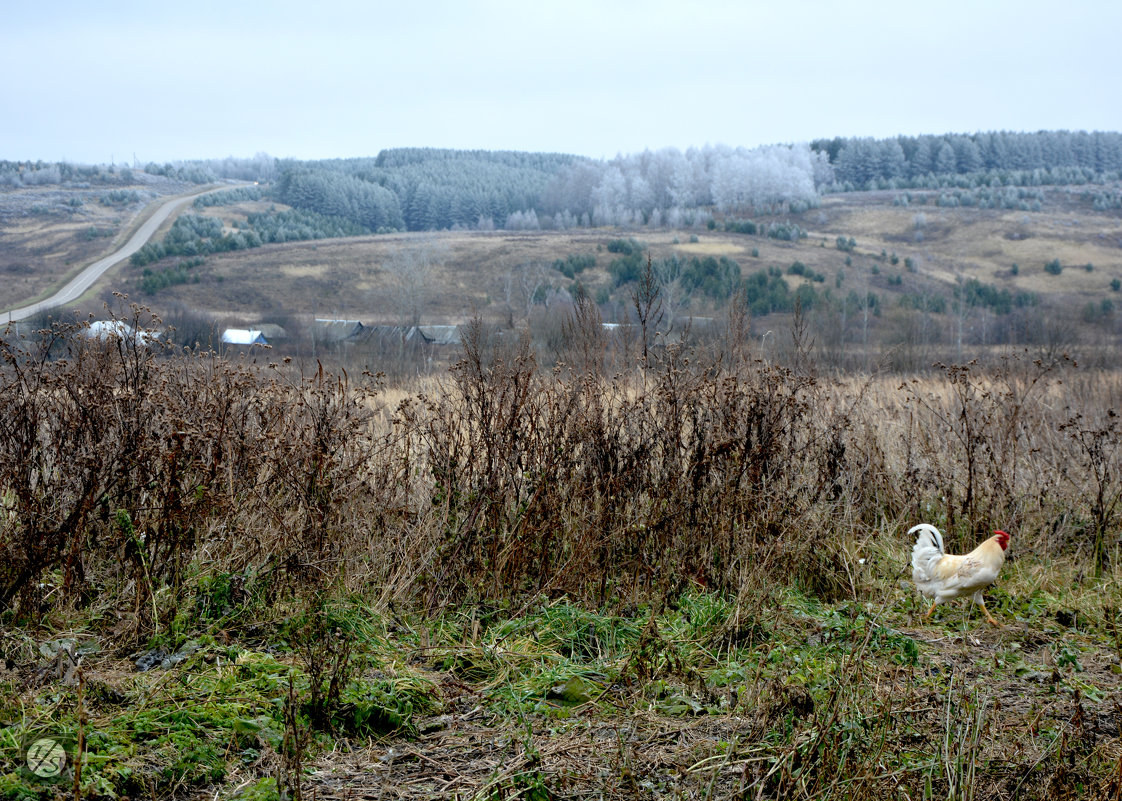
[1,184,246,322]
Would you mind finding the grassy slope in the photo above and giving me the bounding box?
[130,190,1122,328]
[812,191,1122,298]
[1,361,1121,800]
[4,183,1122,330]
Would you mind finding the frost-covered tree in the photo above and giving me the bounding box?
[709,145,819,212]
[591,166,629,226]
[880,140,905,179]
[951,136,983,173]
[933,141,957,175]
[817,130,1122,188]
[505,209,541,230]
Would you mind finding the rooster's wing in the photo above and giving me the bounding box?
[929,554,1000,600]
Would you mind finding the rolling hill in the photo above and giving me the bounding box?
[2,139,1121,371]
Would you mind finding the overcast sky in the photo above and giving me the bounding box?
[4,0,1120,165]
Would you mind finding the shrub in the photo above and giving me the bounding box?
[766,222,806,241]
[724,219,758,235]
[606,238,642,256]
[552,253,596,279]
[100,189,141,206]
[0,312,387,619]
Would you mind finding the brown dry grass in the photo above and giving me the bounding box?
[811,191,1122,297]
[129,189,1122,333]
[6,184,1122,341]
[135,226,792,324]
[0,216,128,309]
[674,240,750,257]
[4,315,1122,799]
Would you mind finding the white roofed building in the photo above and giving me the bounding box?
[220,329,268,346]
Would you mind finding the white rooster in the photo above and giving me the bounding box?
[909,524,1010,626]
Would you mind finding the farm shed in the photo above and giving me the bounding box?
[312,318,365,343]
[411,325,461,346]
[86,320,161,346]
[220,329,268,346]
[255,324,289,342]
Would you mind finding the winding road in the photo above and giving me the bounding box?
[2,184,245,323]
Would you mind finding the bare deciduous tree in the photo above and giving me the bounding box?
[632,253,663,365]
[382,237,446,327]
[501,261,550,325]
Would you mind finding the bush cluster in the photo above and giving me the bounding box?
[1,309,1114,630]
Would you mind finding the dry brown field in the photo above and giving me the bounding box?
[5,184,1122,336]
[811,190,1122,297]
[164,191,1122,329]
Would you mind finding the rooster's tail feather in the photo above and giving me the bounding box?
[909,523,945,578]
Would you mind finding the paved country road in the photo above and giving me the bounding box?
[2,184,247,323]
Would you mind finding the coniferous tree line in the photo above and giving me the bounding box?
[5,131,1120,233]
[130,214,256,266]
[129,207,368,269]
[275,150,581,231]
[814,130,1122,190]
[266,144,833,233]
[274,168,404,232]
[268,133,1122,234]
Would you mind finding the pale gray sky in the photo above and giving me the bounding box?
[4,0,1120,164]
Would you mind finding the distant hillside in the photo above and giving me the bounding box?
[268,132,1122,235]
[111,133,1122,291]
[273,144,830,232]
[4,131,1122,374]
[275,149,583,232]
[6,131,1122,237]
[89,180,1119,374]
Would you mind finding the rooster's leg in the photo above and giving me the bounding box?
[923,600,937,620]
[978,598,1001,628]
